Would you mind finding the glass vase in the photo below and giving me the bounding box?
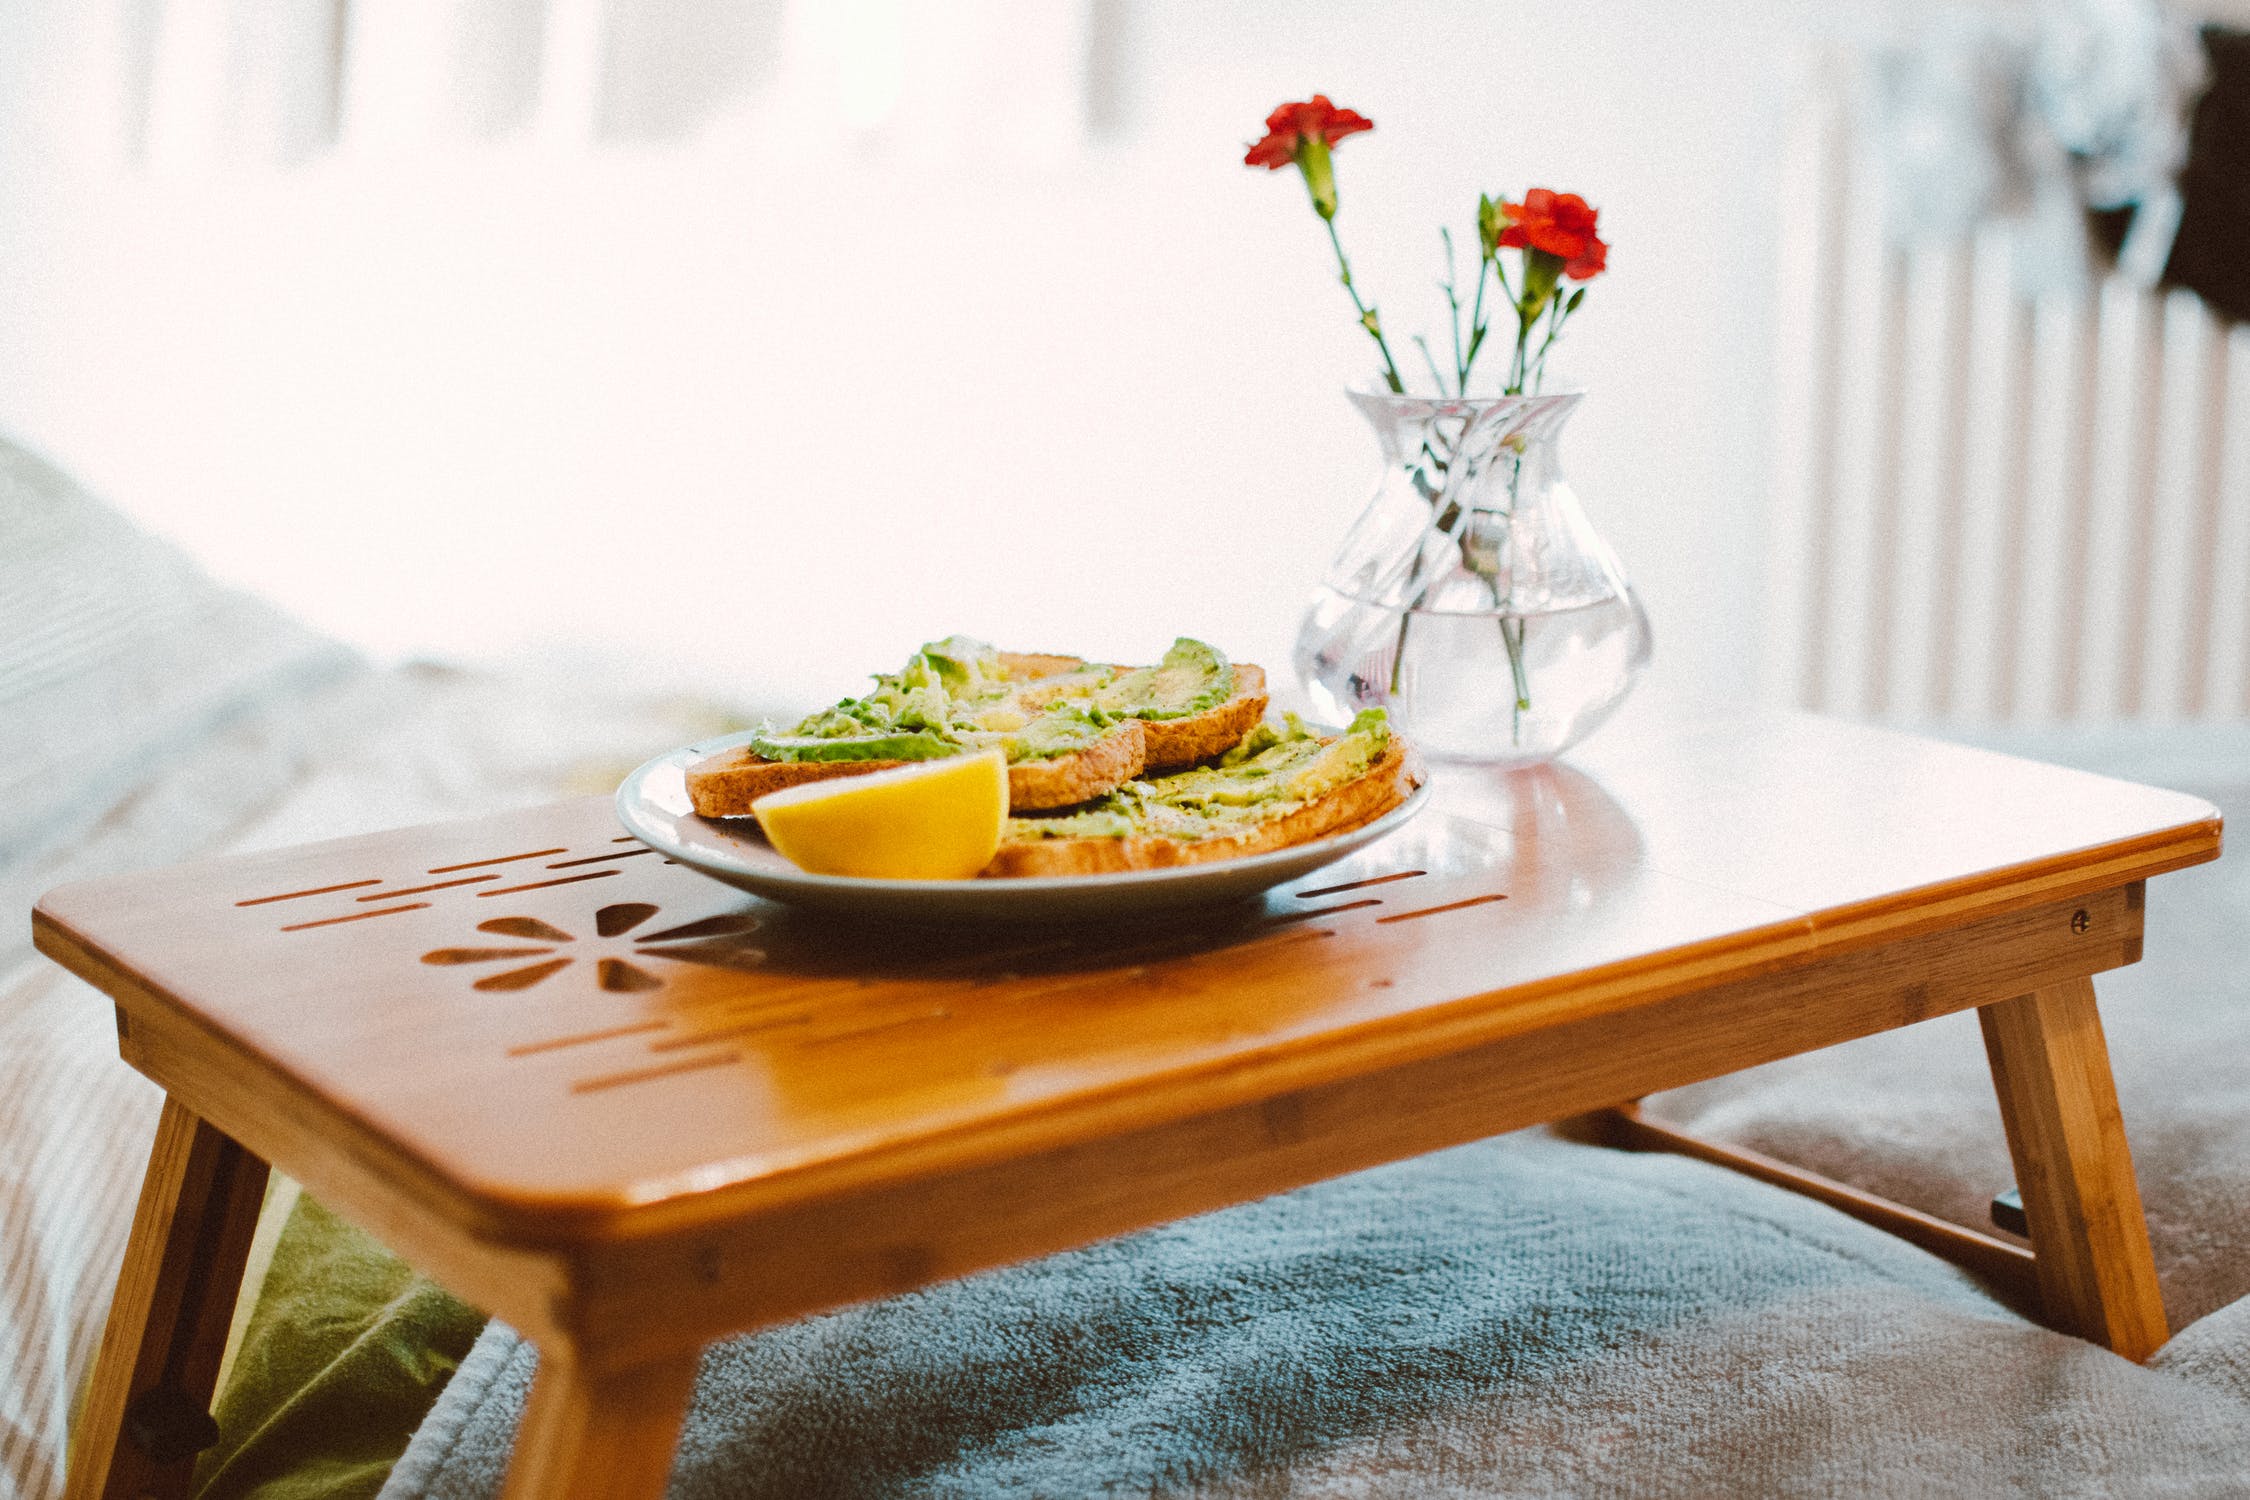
[1294,389,1651,766]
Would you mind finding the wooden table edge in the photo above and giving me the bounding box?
[1434,795,2222,951]
[36,812,2214,1251]
[31,911,504,1236]
[1780,815,2220,949]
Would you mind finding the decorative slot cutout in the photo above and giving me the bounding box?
[547,848,657,870]
[477,870,621,897]
[280,902,429,932]
[651,1013,813,1052]
[1376,894,1509,924]
[427,848,569,874]
[625,905,764,971]
[597,958,664,993]
[424,946,554,965]
[426,905,767,993]
[595,903,658,937]
[360,875,497,901]
[1266,899,1382,925]
[1021,927,1257,976]
[478,916,573,942]
[1204,925,1337,955]
[473,958,573,992]
[573,1050,741,1094]
[238,879,382,907]
[798,1009,951,1048]
[650,939,769,972]
[507,1019,670,1057]
[1295,870,1427,899]
[640,912,761,943]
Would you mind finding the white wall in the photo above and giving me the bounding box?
[0,0,1921,712]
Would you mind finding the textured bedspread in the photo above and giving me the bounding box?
[382,1133,2250,1499]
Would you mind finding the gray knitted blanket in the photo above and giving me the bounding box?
[380,1130,2250,1499]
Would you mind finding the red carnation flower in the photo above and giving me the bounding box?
[1499,189,1609,281]
[1242,93,1397,384]
[1243,95,1373,169]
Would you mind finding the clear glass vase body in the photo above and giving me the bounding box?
[1294,390,1651,766]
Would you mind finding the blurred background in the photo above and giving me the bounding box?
[0,0,2244,720]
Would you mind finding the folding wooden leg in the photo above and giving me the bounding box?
[66,1097,270,1500]
[497,1346,700,1500]
[1979,978,2169,1360]
[1555,1101,2044,1318]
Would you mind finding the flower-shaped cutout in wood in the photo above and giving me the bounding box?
[422,903,765,992]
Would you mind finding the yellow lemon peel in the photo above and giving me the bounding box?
[752,751,1006,880]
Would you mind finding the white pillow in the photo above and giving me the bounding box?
[0,435,356,1500]
[0,960,161,1500]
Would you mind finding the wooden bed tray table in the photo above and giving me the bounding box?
[36,713,2222,1499]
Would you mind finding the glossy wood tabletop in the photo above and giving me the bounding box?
[34,713,2220,1251]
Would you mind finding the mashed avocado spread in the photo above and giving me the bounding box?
[1092,638,1236,720]
[1007,709,1392,842]
[749,636,1234,765]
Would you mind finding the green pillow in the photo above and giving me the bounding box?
[193,1191,484,1500]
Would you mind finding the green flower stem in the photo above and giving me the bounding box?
[1441,228,1465,393]
[1529,293,1579,393]
[1390,449,1448,694]
[1388,609,1414,695]
[1501,610,1531,744]
[1497,254,1530,393]
[1324,216,1405,394]
[1487,453,1534,746]
[1460,252,1491,391]
[1413,335,1448,395]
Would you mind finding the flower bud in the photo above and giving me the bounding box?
[1520,250,1562,319]
[1297,137,1339,220]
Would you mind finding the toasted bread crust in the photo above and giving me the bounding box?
[981,738,1422,878]
[1140,664,1270,771]
[684,720,1151,819]
[1009,661,1270,767]
[1000,720,1148,810]
[686,750,898,817]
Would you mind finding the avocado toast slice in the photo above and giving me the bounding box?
[983,710,1421,877]
[686,637,1270,816]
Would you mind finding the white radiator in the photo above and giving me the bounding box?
[1763,57,2250,725]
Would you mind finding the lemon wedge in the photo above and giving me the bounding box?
[752,751,1007,880]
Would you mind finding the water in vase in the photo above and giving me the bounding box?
[1296,589,1651,767]
[1296,389,1651,766]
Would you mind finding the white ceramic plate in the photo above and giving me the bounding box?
[613,730,1432,923]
